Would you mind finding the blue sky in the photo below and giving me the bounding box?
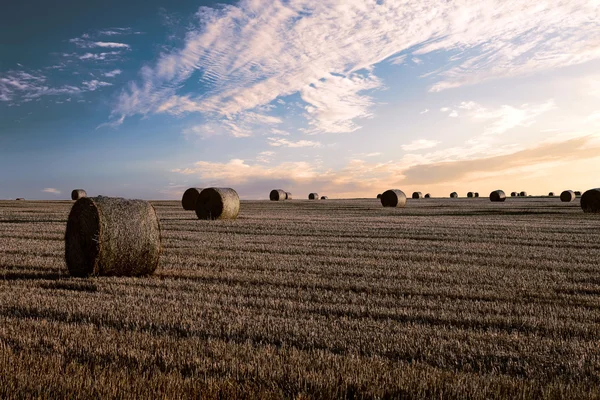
[1,0,599,200]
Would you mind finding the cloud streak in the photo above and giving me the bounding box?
[111,0,600,137]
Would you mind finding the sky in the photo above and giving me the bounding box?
[1,0,599,200]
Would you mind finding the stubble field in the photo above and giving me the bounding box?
[1,197,600,399]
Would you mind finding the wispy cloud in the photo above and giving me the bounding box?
[70,37,130,49]
[81,80,112,91]
[401,139,441,152]
[111,0,600,135]
[267,137,322,148]
[42,188,61,194]
[464,99,556,135]
[103,69,122,78]
[78,51,123,61]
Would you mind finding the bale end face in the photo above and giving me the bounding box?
[467,192,474,198]
[489,190,506,202]
[381,189,407,208]
[450,192,458,198]
[195,188,240,220]
[520,191,527,197]
[71,189,87,201]
[424,193,430,198]
[581,189,600,213]
[474,192,479,198]
[548,192,555,197]
[181,188,203,210]
[308,193,319,200]
[320,196,328,200]
[65,196,161,277]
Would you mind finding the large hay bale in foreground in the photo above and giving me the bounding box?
[65,196,161,277]
[270,189,287,201]
[308,193,319,200]
[474,192,479,198]
[489,190,506,202]
[450,192,458,198]
[467,192,474,198]
[381,189,407,208]
[321,196,328,200]
[181,188,203,210]
[581,189,600,213]
[412,192,423,199]
[424,193,430,198]
[195,188,240,220]
[71,189,87,201]
[520,191,527,197]
[560,190,575,202]
[510,192,517,197]
[285,192,292,200]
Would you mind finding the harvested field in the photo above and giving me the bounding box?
[1,197,600,399]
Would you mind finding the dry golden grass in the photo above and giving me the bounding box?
[1,197,600,399]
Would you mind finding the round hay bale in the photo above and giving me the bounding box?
[450,192,458,198]
[71,189,87,201]
[467,192,474,198]
[548,192,555,197]
[489,190,506,202]
[510,192,517,197]
[308,193,319,200]
[424,193,430,198]
[381,189,407,208]
[412,192,423,199]
[377,194,382,199]
[581,189,600,213]
[520,191,527,197]
[575,191,582,197]
[15,198,24,201]
[320,196,328,200]
[285,192,292,200]
[65,196,161,277]
[270,189,287,201]
[181,188,203,210]
[474,192,479,198]
[195,188,239,220]
[560,190,575,202]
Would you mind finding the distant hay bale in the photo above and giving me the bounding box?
[321,196,328,200]
[412,192,423,199]
[520,191,527,197]
[474,192,479,198]
[71,189,87,201]
[65,196,161,277]
[309,193,319,200]
[181,188,203,210]
[548,192,555,197]
[560,190,575,202]
[575,191,582,196]
[510,192,517,197]
[270,189,287,201]
[581,189,600,213]
[377,194,382,199]
[424,193,430,198]
[450,192,458,198]
[195,188,240,220]
[489,190,506,202]
[285,192,292,200]
[467,192,474,198]
[381,189,407,208]
[15,198,24,201]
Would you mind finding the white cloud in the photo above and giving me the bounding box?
[468,99,556,135]
[268,137,322,148]
[103,69,122,78]
[70,37,130,49]
[401,139,441,151]
[42,188,60,194]
[390,54,407,65]
[420,109,429,114]
[0,70,84,102]
[81,80,112,91]
[449,110,459,118]
[79,51,123,61]
[111,0,600,133]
